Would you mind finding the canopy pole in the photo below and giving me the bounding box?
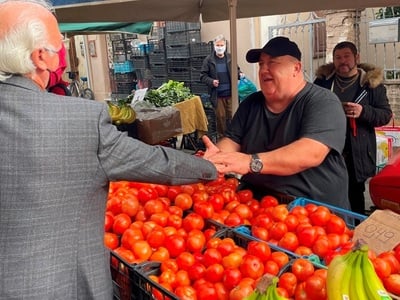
[228,0,239,114]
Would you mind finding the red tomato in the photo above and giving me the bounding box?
[131,240,152,262]
[137,186,158,203]
[195,281,218,300]
[312,237,331,259]
[193,201,215,219]
[217,238,236,256]
[271,204,289,222]
[237,189,253,203]
[224,212,244,227]
[309,206,331,226]
[269,221,288,241]
[251,213,273,229]
[106,196,122,215]
[150,211,169,227]
[214,282,229,300]
[188,262,206,282]
[192,190,209,203]
[174,286,197,300]
[208,194,225,212]
[176,251,196,271]
[325,214,346,234]
[373,257,392,279]
[278,232,299,252]
[294,281,308,300]
[167,213,182,229]
[260,195,279,208]
[251,226,269,241]
[112,213,132,235]
[304,274,327,300]
[222,267,242,290]
[297,226,318,248]
[182,212,205,232]
[168,205,184,217]
[174,193,193,211]
[186,229,206,253]
[143,199,165,216]
[203,248,223,267]
[160,258,179,273]
[291,258,315,282]
[104,232,119,250]
[205,263,225,283]
[175,269,191,287]
[164,234,186,258]
[180,184,196,196]
[247,240,271,261]
[240,254,264,279]
[151,184,169,197]
[146,228,166,248]
[104,212,114,232]
[150,246,170,262]
[382,273,400,295]
[167,186,182,201]
[270,251,290,269]
[113,247,136,264]
[278,272,297,297]
[229,283,254,300]
[378,251,400,274]
[233,203,253,220]
[121,195,140,217]
[264,260,280,276]
[221,251,243,269]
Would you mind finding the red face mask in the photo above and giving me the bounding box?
[47,43,68,89]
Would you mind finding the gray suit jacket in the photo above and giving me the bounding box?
[0,76,217,299]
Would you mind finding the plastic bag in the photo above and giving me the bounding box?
[238,76,257,102]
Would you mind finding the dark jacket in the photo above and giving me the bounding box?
[200,52,241,107]
[314,63,392,182]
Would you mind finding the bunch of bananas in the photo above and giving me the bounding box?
[107,102,136,125]
[327,242,392,300]
[244,274,288,300]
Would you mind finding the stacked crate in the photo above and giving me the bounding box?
[189,42,212,96]
[110,33,137,98]
[148,38,167,88]
[165,21,201,88]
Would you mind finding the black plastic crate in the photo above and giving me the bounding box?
[166,45,190,59]
[165,31,201,46]
[148,52,166,65]
[112,41,126,52]
[115,82,135,94]
[167,69,190,81]
[131,56,149,70]
[165,21,187,32]
[190,81,208,95]
[149,64,167,77]
[190,42,213,57]
[114,72,135,82]
[190,68,201,81]
[148,39,165,53]
[134,262,180,300]
[190,57,205,69]
[187,22,201,31]
[109,33,124,41]
[167,58,190,69]
[113,54,128,62]
[151,76,167,88]
[110,251,137,300]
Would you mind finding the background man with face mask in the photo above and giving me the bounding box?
[200,34,243,139]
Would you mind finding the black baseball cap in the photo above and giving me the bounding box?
[246,36,302,63]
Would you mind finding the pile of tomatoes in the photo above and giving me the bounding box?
[104,177,400,299]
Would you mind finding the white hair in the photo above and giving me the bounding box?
[0,0,53,81]
[214,34,226,43]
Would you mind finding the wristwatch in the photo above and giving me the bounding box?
[249,153,263,173]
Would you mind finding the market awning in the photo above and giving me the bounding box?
[59,21,153,35]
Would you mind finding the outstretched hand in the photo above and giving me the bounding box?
[202,135,220,159]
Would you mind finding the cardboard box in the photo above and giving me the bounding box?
[353,209,400,255]
[135,107,182,145]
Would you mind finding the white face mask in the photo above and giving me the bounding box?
[214,45,226,55]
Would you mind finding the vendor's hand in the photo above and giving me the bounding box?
[343,102,362,118]
[202,135,220,159]
[213,79,219,87]
[206,151,251,175]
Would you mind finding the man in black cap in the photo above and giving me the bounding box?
[203,36,351,209]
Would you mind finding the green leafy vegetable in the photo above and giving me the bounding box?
[144,80,194,107]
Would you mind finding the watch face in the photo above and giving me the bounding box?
[251,158,263,173]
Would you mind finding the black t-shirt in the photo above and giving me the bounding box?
[226,82,350,209]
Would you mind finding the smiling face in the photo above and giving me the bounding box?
[258,52,304,108]
[333,47,359,77]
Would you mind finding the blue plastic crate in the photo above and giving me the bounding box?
[114,61,134,74]
[288,197,367,229]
